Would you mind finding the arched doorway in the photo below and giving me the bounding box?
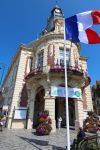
[55,97,75,128]
[33,86,45,127]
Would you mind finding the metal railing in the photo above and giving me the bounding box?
[31,66,44,73]
[49,64,89,77]
[25,64,90,80]
[25,66,47,79]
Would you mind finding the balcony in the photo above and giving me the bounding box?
[25,65,91,88]
[50,64,83,75]
[49,64,91,88]
[25,66,47,80]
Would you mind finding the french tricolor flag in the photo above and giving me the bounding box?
[65,10,100,44]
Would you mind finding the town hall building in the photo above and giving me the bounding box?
[1,6,93,131]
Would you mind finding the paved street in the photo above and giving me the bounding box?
[0,128,76,150]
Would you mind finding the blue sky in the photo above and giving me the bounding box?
[0,0,100,86]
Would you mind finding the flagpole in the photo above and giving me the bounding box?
[64,19,71,150]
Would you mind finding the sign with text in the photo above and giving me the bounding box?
[14,107,27,120]
[51,86,81,99]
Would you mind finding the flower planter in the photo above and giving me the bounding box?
[35,110,52,136]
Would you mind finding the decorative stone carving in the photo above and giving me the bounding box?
[55,20,64,33]
[68,80,81,88]
[47,44,55,66]
[73,48,79,67]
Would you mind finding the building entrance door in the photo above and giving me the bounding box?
[55,97,75,128]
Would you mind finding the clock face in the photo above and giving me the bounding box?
[55,9,60,13]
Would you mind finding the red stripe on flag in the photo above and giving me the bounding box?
[91,10,100,25]
[86,28,100,44]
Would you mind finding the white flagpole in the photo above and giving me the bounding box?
[64,19,70,150]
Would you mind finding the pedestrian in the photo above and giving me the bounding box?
[71,127,86,149]
[77,127,86,141]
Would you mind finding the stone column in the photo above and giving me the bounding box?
[44,96,56,132]
[75,99,84,132]
[27,87,35,129]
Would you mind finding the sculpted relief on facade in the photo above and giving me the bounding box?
[47,44,55,66]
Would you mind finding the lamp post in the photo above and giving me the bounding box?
[0,62,5,87]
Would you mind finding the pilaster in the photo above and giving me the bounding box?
[85,85,93,111]
[75,99,84,132]
[27,86,35,129]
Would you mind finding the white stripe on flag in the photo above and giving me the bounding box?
[79,31,88,44]
[77,11,93,30]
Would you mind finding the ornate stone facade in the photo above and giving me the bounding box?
[1,6,93,131]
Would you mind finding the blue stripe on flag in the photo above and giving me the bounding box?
[65,15,80,43]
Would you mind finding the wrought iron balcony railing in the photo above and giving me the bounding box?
[25,64,91,83]
[49,64,88,77]
[25,66,46,80]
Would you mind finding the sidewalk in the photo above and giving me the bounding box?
[0,128,76,150]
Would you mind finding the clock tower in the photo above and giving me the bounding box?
[41,5,64,35]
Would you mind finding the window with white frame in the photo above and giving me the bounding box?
[59,47,70,66]
[37,51,44,67]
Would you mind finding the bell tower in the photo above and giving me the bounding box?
[41,5,64,35]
